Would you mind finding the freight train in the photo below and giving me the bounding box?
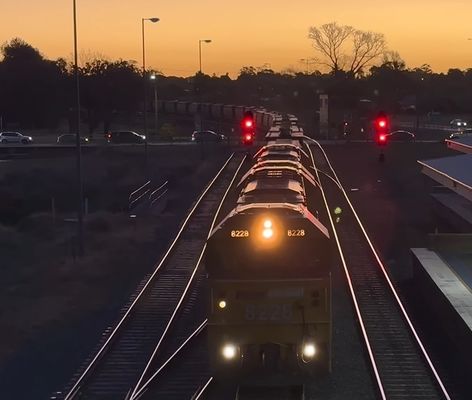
[205,116,333,383]
[157,100,276,131]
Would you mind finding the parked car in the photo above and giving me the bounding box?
[57,134,89,144]
[0,131,33,144]
[105,131,145,144]
[191,130,226,142]
[449,119,467,127]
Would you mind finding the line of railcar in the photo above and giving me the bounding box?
[205,115,333,385]
[158,100,277,130]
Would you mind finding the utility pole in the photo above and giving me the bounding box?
[73,0,84,256]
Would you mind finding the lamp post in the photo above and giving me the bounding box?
[72,0,84,256]
[141,17,159,172]
[150,74,158,136]
[199,39,212,74]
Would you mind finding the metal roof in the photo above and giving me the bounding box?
[259,150,300,161]
[243,179,304,193]
[411,247,472,332]
[446,137,472,154]
[238,163,318,188]
[418,154,472,202]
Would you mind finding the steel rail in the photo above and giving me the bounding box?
[312,139,451,400]
[132,321,208,400]
[63,153,236,400]
[130,154,247,399]
[305,142,387,400]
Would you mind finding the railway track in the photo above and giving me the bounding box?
[58,152,246,400]
[189,378,304,400]
[306,140,452,400]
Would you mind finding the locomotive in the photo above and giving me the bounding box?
[205,116,333,383]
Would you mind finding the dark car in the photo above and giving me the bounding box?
[106,131,146,144]
[385,130,416,142]
[56,134,89,144]
[191,130,226,142]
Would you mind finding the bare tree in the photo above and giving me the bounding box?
[381,51,406,71]
[308,22,354,73]
[66,49,109,67]
[350,30,386,76]
[308,22,387,76]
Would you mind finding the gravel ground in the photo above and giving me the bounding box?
[323,141,468,399]
[0,144,231,399]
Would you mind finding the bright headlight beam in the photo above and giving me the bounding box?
[222,344,236,360]
[303,343,316,358]
[262,228,273,239]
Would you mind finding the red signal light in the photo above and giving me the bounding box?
[379,134,386,142]
[378,119,386,128]
[242,116,254,130]
[242,132,254,145]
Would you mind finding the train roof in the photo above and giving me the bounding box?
[254,143,308,159]
[258,149,301,162]
[238,164,318,188]
[238,179,305,204]
[267,139,301,146]
[210,203,329,239]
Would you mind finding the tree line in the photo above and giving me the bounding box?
[1,33,472,133]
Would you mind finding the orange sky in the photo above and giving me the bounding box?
[1,0,471,76]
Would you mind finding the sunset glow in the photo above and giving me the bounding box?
[1,0,472,76]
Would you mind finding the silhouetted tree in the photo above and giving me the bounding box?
[308,22,387,76]
[0,38,67,128]
[80,59,142,133]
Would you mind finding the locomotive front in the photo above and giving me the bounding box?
[206,203,332,382]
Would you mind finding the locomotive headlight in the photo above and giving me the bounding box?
[262,228,273,239]
[218,300,227,309]
[262,219,274,239]
[222,344,237,360]
[302,342,316,359]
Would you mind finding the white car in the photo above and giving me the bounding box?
[449,119,467,128]
[0,131,33,144]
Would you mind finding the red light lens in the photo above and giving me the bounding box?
[245,120,253,128]
[379,134,386,142]
[245,134,252,141]
[378,120,386,128]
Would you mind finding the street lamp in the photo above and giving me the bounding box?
[141,17,159,172]
[199,39,212,73]
[72,0,84,256]
[150,74,158,136]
